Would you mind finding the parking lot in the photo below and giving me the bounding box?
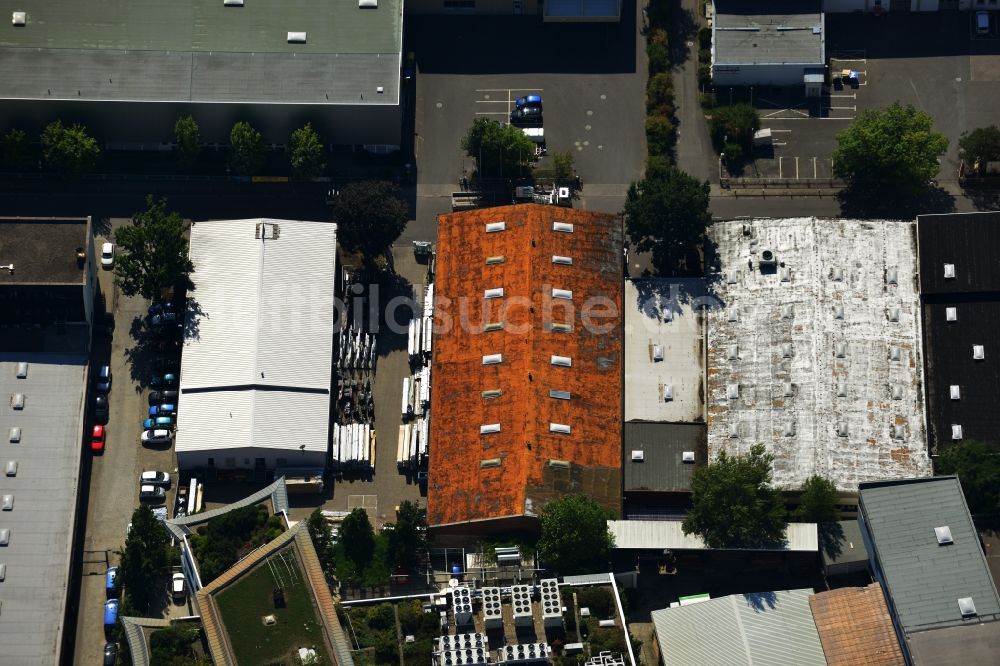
[729,10,1000,184]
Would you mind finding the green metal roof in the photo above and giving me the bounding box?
[0,0,400,53]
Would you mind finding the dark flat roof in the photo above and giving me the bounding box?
[820,520,868,569]
[0,217,90,285]
[918,212,1000,295]
[624,422,704,493]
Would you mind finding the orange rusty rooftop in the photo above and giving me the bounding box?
[428,204,623,530]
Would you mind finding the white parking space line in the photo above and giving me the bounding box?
[779,157,783,179]
[475,111,511,115]
[795,156,799,179]
[813,157,818,179]
[829,93,856,99]
[474,88,545,92]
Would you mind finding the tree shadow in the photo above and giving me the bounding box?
[962,186,1000,211]
[666,0,700,65]
[92,216,112,238]
[183,297,206,342]
[819,521,846,563]
[837,182,956,219]
[741,590,778,612]
[340,266,416,359]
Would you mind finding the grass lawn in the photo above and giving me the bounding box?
[216,551,331,666]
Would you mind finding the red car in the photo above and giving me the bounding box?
[91,425,106,453]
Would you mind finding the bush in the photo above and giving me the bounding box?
[645,154,671,178]
[698,64,712,87]
[722,142,743,164]
[709,103,760,152]
[367,603,396,630]
[647,41,670,75]
[646,72,675,116]
[698,47,711,65]
[589,628,627,656]
[577,587,615,619]
[698,26,712,50]
[646,115,675,156]
[41,120,100,174]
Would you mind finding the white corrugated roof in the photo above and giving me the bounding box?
[177,219,336,454]
[608,519,818,552]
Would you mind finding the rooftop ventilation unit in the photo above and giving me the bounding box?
[15,362,27,379]
[548,459,570,469]
[727,308,738,322]
[551,355,572,367]
[483,588,503,629]
[663,308,674,323]
[891,384,903,400]
[952,424,963,440]
[727,384,739,400]
[652,345,664,362]
[552,221,574,233]
[958,597,977,617]
[552,288,572,300]
[12,11,25,25]
[663,384,674,401]
[682,450,695,463]
[552,255,573,265]
[359,0,378,7]
[631,450,644,462]
[946,307,957,322]
[0,529,8,545]
[549,423,571,434]
[511,585,533,627]
[833,305,845,320]
[480,458,501,468]
[482,389,502,399]
[1,495,11,511]
[224,0,243,5]
[8,427,19,443]
[486,221,506,232]
[10,394,24,410]
[287,31,307,43]
[835,343,847,359]
[779,267,791,282]
[729,423,740,438]
[484,322,503,332]
[550,322,571,333]
[950,385,961,400]
[759,249,777,268]
[486,255,505,265]
[832,267,844,282]
[944,263,955,279]
[781,382,793,398]
[836,422,848,438]
[887,307,900,322]
[550,389,570,400]
[451,587,474,626]
[889,346,902,362]
[887,268,898,285]
[781,343,792,359]
[781,304,794,320]
[973,345,985,360]
[480,423,501,435]
[727,270,739,285]
[784,421,795,437]
[892,425,905,440]
[0,562,5,580]
[540,578,563,629]
[484,287,504,299]
[726,344,738,360]
[837,383,848,398]
[935,525,953,545]
[482,354,502,365]
[5,460,16,476]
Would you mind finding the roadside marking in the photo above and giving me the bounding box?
[779,157,783,179]
[813,157,818,179]
[773,142,787,147]
[768,129,792,132]
[825,106,856,111]
[764,117,854,121]
[475,99,514,103]
[475,111,510,115]
[795,156,799,179]
[829,93,856,99]
[474,88,545,92]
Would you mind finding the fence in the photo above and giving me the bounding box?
[720,176,845,190]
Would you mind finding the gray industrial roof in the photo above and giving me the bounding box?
[713,0,824,67]
[0,217,90,285]
[0,354,88,665]
[623,422,703,493]
[0,0,402,105]
[859,477,1000,634]
[651,589,826,666]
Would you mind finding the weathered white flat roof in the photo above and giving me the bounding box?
[608,519,818,551]
[706,218,931,492]
[624,278,705,423]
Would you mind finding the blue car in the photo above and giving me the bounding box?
[515,94,542,109]
[143,416,175,430]
[148,404,177,417]
[104,599,120,631]
[105,567,119,599]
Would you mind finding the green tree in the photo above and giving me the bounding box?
[683,443,787,549]
[119,505,171,614]
[149,623,201,663]
[341,508,376,570]
[958,125,1000,176]
[330,180,409,265]
[306,508,337,575]
[646,115,675,156]
[460,117,538,178]
[795,475,839,523]
[228,120,265,175]
[41,120,100,174]
[1,128,32,170]
[387,500,428,568]
[937,440,1000,517]
[708,103,759,154]
[113,196,195,300]
[174,115,201,168]
[552,151,575,181]
[622,166,711,275]
[646,28,670,75]
[833,102,948,191]
[289,122,326,179]
[538,495,614,574]
[646,72,675,116]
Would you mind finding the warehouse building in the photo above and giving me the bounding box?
[176,218,337,478]
[916,211,1000,451]
[706,218,932,494]
[428,204,623,536]
[0,0,403,146]
[711,0,826,92]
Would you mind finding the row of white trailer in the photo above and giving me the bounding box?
[408,284,435,360]
[399,283,434,472]
[401,365,431,418]
[397,417,429,472]
[339,325,378,373]
[332,422,375,472]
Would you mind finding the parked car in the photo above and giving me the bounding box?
[100,242,115,269]
[141,470,171,487]
[172,572,187,603]
[91,425,106,453]
[148,403,176,417]
[139,485,166,502]
[96,365,112,392]
[152,357,180,372]
[510,106,543,126]
[103,642,119,666]
[103,599,120,633]
[142,416,175,431]
[148,390,179,405]
[105,566,119,599]
[149,311,179,327]
[515,94,542,109]
[140,428,173,445]
[977,11,990,34]
[148,301,177,317]
[149,373,177,388]
[94,394,109,423]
